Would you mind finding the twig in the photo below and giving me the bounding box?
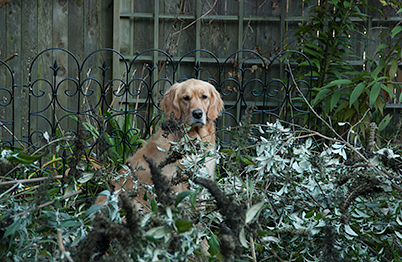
[0,124,26,148]
[1,187,36,200]
[36,189,83,210]
[57,228,75,262]
[0,183,19,199]
[12,189,83,218]
[268,244,284,262]
[244,0,268,9]
[286,61,402,192]
[172,0,218,36]
[199,188,244,203]
[347,108,370,144]
[246,172,257,262]
[0,175,63,186]
[0,52,18,67]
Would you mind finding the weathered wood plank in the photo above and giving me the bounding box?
[0,2,10,143]
[6,0,22,143]
[52,0,73,137]
[68,0,84,69]
[22,0,38,145]
[83,0,101,115]
[35,0,54,146]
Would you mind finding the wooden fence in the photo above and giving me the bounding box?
[0,0,401,146]
[0,47,314,165]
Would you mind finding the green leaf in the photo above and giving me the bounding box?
[396,231,402,239]
[323,79,352,88]
[303,42,324,53]
[334,101,349,115]
[175,219,192,233]
[151,197,158,213]
[60,220,79,229]
[343,1,352,7]
[371,65,384,79]
[245,201,265,224]
[239,227,249,248]
[313,89,331,105]
[370,83,381,106]
[146,226,169,240]
[376,96,384,115]
[84,205,101,216]
[175,191,192,207]
[300,46,324,58]
[381,84,395,99]
[305,210,314,218]
[389,60,398,79]
[8,152,44,164]
[349,82,366,107]
[378,44,388,50]
[77,172,94,184]
[190,191,198,210]
[343,108,355,121]
[82,122,100,138]
[392,26,402,37]
[240,155,256,165]
[330,90,341,111]
[344,224,358,237]
[3,218,21,239]
[378,114,393,132]
[208,233,220,256]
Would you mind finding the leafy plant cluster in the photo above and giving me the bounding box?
[293,0,402,140]
[2,112,402,261]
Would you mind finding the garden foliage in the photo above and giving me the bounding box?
[2,1,402,261]
[1,116,402,261]
[293,0,402,138]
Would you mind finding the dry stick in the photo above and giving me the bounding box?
[0,175,63,186]
[107,72,127,111]
[11,189,83,218]
[268,244,284,262]
[286,61,402,191]
[246,172,257,262]
[0,183,19,199]
[37,189,81,209]
[83,68,97,144]
[1,124,26,148]
[347,108,370,144]
[57,228,75,262]
[198,188,244,203]
[4,164,24,178]
[172,0,218,36]
[243,0,267,9]
[32,134,75,156]
[2,187,36,200]
[0,52,18,67]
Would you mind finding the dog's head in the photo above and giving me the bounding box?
[160,79,224,126]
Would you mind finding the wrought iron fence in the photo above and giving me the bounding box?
[0,48,313,180]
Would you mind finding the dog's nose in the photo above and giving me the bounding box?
[192,109,203,119]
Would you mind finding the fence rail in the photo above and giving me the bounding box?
[0,48,313,177]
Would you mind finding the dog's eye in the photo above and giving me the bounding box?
[183,96,190,101]
[202,95,208,100]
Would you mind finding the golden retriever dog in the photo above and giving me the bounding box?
[96,79,224,210]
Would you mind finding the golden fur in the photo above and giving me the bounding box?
[96,79,224,209]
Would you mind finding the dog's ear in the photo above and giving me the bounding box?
[160,83,182,119]
[207,84,224,120]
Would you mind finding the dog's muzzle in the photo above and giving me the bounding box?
[191,109,206,126]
